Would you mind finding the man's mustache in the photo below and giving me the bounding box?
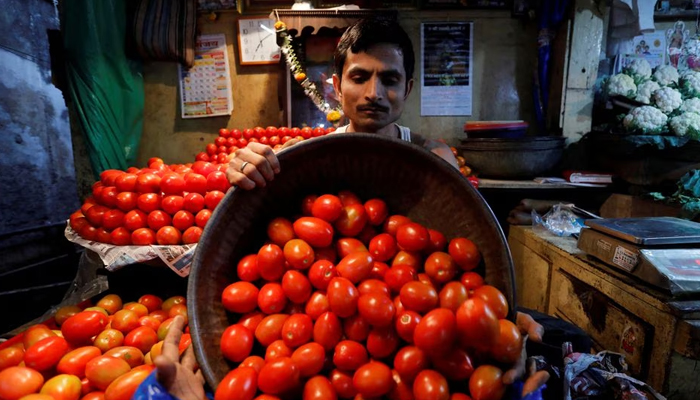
[357,103,389,112]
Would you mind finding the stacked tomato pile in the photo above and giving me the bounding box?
[195,126,335,164]
[0,294,189,400]
[215,192,521,400]
[69,158,230,245]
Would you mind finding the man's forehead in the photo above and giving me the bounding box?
[343,43,406,74]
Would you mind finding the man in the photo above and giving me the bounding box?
[153,18,549,399]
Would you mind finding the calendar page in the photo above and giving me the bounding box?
[179,34,234,119]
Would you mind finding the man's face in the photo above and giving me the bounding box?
[333,43,414,134]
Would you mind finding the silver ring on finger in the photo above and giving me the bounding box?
[239,161,250,173]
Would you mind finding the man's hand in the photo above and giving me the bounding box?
[503,311,548,396]
[226,140,301,190]
[153,316,205,400]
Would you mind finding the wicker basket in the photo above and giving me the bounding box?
[187,133,516,389]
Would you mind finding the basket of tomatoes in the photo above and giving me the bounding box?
[187,134,518,400]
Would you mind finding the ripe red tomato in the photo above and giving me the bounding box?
[395,311,421,343]
[490,319,522,364]
[393,346,429,382]
[413,370,449,400]
[258,283,287,314]
[368,233,397,262]
[204,191,225,210]
[103,367,151,400]
[101,210,125,231]
[237,138,249,148]
[383,215,411,236]
[281,270,312,304]
[123,210,148,231]
[237,254,260,282]
[432,348,474,381]
[330,369,357,399]
[115,174,137,192]
[219,128,231,137]
[215,367,258,400]
[182,226,202,244]
[195,209,211,228]
[293,217,334,248]
[439,282,468,312]
[220,324,253,362]
[290,343,324,378]
[333,341,368,371]
[336,238,367,259]
[183,193,205,213]
[161,196,184,215]
[195,152,210,162]
[302,376,336,400]
[95,228,112,244]
[99,187,119,208]
[131,228,156,245]
[85,205,108,227]
[353,361,394,398]
[147,210,171,231]
[312,312,342,351]
[238,312,264,333]
[85,356,131,390]
[426,229,447,253]
[343,315,370,342]
[335,204,368,237]
[311,195,343,222]
[472,286,509,320]
[384,265,417,294]
[239,356,265,373]
[104,347,144,369]
[138,316,161,331]
[184,173,207,195]
[336,252,374,284]
[55,346,100,378]
[357,293,395,327]
[24,336,69,371]
[255,314,289,347]
[424,252,458,284]
[460,272,484,291]
[284,239,315,270]
[156,226,181,245]
[469,366,505,400]
[396,223,429,252]
[257,358,299,395]
[172,210,195,231]
[307,260,337,291]
[110,227,131,245]
[399,282,438,313]
[305,292,330,321]
[222,282,259,313]
[230,129,242,139]
[62,311,109,346]
[123,327,157,354]
[455,298,499,351]
[369,261,389,280]
[111,310,140,334]
[327,277,359,318]
[79,224,98,241]
[449,238,481,271]
[114,192,137,213]
[301,195,318,216]
[413,309,457,357]
[366,327,400,359]
[93,330,124,353]
[135,173,161,194]
[363,199,388,226]
[357,279,390,297]
[267,217,295,247]
[137,295,162,313]
[281,314,313,348]
[257,243,286,279]
[392,251,422,269]
[206,171,230,193]
[160,173,185,196]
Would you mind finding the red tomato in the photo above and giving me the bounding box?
[147,210,171,231]
[115,174,137,192]
[40,374,82,400]
[85,356,131,390]
[240,356,265,373]
[383,215,411,236]
[238,312,264,332]
[335,238,368,259]
[104,347,144,369]
[356,225,377,246]
[0,346,24,371]
[426,229,447,253]
[336,252,374,284]
[101,210,124,231]
[56,346,101,378]
[366,327,400,359]
[353,361,394,398]
[103,367,151,400]
[455,298,499,351]
[257,358,299,395]
[85,206,108,227]
[254,314,289,347]
[363,199,388,226]
[215,367,258,400]
[357,279,391,297]
[138,316,161,331]
[330,369,357,399]
[424,252,458,284]
[343,315,371,342]
[123,327,157,354]
[62,312,109,346]
[258,283,287,314]
[384,265,417,294]
[393,345,429,382]
[0,367,44,400]
[23,336,69,371]
[293,217,335,248]
[195,209,211,227]
[95,228,112,244]
[149,310,169,323]
[195,152,210,162]
[184,173,207,195]
[206,171,230,193]
[439,282,468,312]
[94,294,120,315]
[304,291,330,321]
[395,311,421,343]
[369,261,390,280]
[156,226,181,245]
[111,310,140,334]
[79,224,98,241]
[281,314,313,348]
[302,376,336,400]
[161,196,184,215]
[123,210,147,231]
[335,204,368,237]
[131,228,156,245]
[311,195,343,222]
[160,174,186,196]
[490,320,522,364]
[333,341,368,371]
[219,128,231,137]
[229,129,242,139]
[307,260,337,291]
[312,312,342,351]
[267,218,295,247]
[413,370,449,400]
[237,138,249,148]
[282,270,312,304]
[137,295,162,313]
[387,369,413,400]
[468,366,505,400]
[460,272,484,291]
[182,226,202,244]
[237,254,260,282]
[99,187,119,208]
[472,286,509,320]
[220,325,253,362]
[413,309,456,357]
[82,392,105,400]
[283,239,315,270]
[399,282,438,313]
[183,193,205,213]
[115,192,137,212]
[357,293,395,327]
[135,173,161,194]
[368,233,397,262]
[110,228,132,246]
[222,282,259,314]
[448,238,481,271]
[432,348,474,381]
[392,251,422,269]
[291,343,325,378]
[327,277,359,318]
[93,330,124,353]
[396,223,429,252]
[258,244,286,281]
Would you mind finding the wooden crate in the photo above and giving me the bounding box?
[508,226,700,399]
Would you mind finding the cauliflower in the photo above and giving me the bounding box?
[635,80,661,104]
[652,65,679,86]
[669,112,700,138]
[680,98,700,114]
[680,71,700,97]
[607,73,636,97]
[624,58,652,81]
[653,87,683,113]
[623,106,668,134]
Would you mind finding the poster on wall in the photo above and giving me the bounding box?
[420,22,473,116]
[614,31,666,74]
[178,34,234,119]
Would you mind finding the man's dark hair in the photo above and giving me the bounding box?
[334,18,415,84]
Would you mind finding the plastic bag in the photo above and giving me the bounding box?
[134,371,213,400]
[532,204,585,237]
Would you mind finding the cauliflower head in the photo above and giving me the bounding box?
[607,74,637,97]
[680,98,700,114]
[624,59,652,80]
[680,71,700,98]
[653,87,683,113]
[623,106,668,134]
[653,65,679,86]
[670,112,700,138]
[635,80,661,104]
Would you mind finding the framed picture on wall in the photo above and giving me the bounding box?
[239,0,295,13]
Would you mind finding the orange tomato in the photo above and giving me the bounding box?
[22,325,56,350]
[93,330,124,353]
[56,347,102,378]
[0,346,24,371]
[96,295,123,315]
[103,368,151,400]
[55,306,82,326]
[85,356,131,390]
[122,303,148,319]
[124,327,158,354]
[40,375,82,400]
[0,367,44,400]
[104,347,145,369]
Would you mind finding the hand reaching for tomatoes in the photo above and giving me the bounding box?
[226,140,301,190]
[154,316,205,400]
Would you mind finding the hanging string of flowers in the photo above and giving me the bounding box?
[274,20,343,124]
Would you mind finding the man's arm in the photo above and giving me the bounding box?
[423,139,460,169]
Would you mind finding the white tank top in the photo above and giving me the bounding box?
[332,123,412,143]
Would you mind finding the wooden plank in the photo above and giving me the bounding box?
[599,194,680,219]
[509,235,551,312]
[673,319,700,359]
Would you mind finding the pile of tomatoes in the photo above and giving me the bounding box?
[215,192,521,400]
[0,293,189,400]
[196,126,335,164]
[69,158,231,246]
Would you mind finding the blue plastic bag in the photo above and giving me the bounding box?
[133,371,213,400]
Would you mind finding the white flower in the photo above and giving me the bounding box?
[623,106,668,134]
[680,98,700,114]
[635,80,661,104]
[680,71,700,97]
[607,74,636,97]
[652,87,683,113]
[652,65,679,86]
[624,59,652,80]
[669,112,700,138]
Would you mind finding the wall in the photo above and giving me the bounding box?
[138,9,537,165]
